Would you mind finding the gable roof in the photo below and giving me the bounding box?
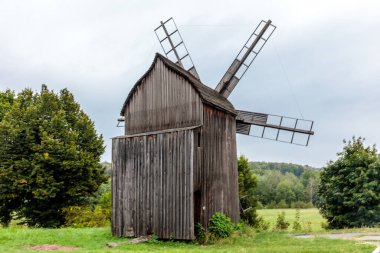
[120,53,236,116]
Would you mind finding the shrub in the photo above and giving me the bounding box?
[292,209,302,231]
[62,205,110,228]
[208,212,234,238]
[273,211,289,231]
[266,201,277,209]
[276,200,288,208]
[257,201,264,209]
[195,223,207,244]
[291,201,314,209]
[254,216,270,231]
[304,221,312,232]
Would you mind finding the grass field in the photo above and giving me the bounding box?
[0,209,378,252]
[258,208,380,234]
[0,227,376,253]
[257,208,326,232]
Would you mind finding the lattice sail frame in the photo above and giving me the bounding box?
[236,110,314,146]
[216,20,276,98]
[154,18,200,79]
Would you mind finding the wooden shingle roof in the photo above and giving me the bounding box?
[121,53,236,116]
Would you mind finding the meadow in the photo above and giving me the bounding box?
[257,208,325,232]
[0,208,378,253]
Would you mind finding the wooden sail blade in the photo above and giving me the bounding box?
[236,110,314,146]
[154,17,200,79]
[216,20,276,98]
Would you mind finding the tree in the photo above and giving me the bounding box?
[237,155,258,225]
[317,137,380,228]
[0,86,106,227]
[0,89,14,121]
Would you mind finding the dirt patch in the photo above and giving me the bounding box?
[27,244,78,251]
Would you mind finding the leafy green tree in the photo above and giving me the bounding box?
[238,155,258,225]
[0,86,106,227]
[317,137,380,228]
[0,89,14,121]
[275,179,295,206]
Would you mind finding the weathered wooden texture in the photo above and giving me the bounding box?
[193,105,239,227]
[123,57,203,135]
[114,53,239,240]
[112,128,195,240]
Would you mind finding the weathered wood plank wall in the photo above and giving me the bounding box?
[194,105,239,227]
[124,58,203,135]
[112,128,196,240]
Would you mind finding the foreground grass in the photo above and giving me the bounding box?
[0,227,376,253]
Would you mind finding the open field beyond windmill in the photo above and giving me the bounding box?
[1,209,378,253]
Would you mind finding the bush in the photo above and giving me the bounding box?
[266,201,277,209]
[257,201,264,209]
[273,211,289,231]
[317,137,380,228]
[276,200,288,208]
[292,209,302,231]
[208,212,234,238]
[291,201,314,209]
[62,205,110,228]
[254,216,270,231]
[195,223,206,244]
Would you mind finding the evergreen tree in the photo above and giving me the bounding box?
[317,137,380,228]
[238,155,258,225]
[0,86,106,227]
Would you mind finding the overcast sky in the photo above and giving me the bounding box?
[1,0,379,168]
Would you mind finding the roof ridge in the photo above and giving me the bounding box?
[120,53,236,116]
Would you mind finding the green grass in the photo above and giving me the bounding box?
[0,226,376,253]
[258,208,380,234]
[257,208,326,232]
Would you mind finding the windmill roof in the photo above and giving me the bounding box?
[120,53,236,116]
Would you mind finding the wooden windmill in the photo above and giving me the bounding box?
[112,18,314,240]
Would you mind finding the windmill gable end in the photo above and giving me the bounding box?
[121,54,236,135]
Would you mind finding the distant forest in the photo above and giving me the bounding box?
[250,162,320,209]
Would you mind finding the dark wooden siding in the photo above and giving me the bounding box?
[124,58,203,135]
[194,105,239,227]
[112,128,196,240]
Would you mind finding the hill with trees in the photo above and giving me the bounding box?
[250,162,320,208]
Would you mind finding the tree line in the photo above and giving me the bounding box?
[250,161,320,208]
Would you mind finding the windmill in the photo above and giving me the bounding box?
[111,18,314,240]
[154,18,314,145]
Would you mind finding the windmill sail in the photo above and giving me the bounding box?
[154,18,200,79]
[236,110,314,146]
[216,20,276,98]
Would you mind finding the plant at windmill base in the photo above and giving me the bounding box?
[208,212,234,239]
